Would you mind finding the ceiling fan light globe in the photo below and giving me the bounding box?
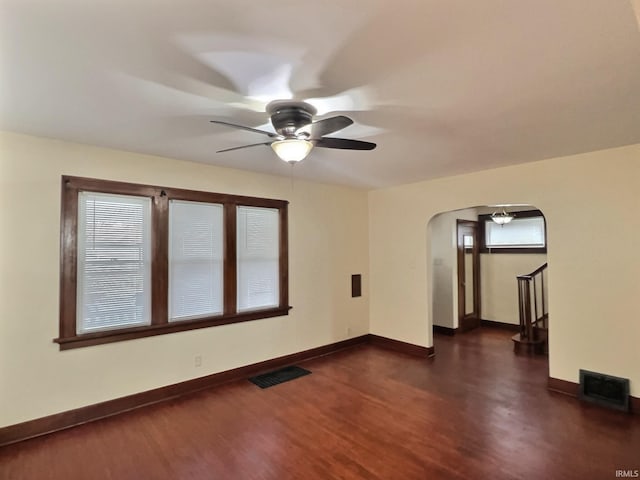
[271,139,313,163]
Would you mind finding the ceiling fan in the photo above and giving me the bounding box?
[210,100,376,163]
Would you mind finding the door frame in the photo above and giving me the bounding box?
[457,220,481,331]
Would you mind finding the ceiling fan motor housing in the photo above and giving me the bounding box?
[270,105,315,137]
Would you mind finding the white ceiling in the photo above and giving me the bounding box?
[1,0,640,188]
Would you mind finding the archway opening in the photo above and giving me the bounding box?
[427,204,549,360]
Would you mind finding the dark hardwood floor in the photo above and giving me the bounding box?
[1,327,639,479]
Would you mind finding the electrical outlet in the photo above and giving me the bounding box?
[194,355,202,367]
[347,327,352,337]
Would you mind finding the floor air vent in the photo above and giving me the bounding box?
[249,365,311,389]
[579,369,630,412]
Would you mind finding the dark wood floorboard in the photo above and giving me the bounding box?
[1,327,639,479]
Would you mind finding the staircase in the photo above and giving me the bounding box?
[512,263,548,355]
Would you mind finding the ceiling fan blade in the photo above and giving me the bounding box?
[217,142,272,153]
[314,137,376,150]
[210,120,279,138]
[309,116,354,137]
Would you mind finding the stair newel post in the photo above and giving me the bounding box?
[533,276,538,323]
[524,280,534,341]
[518,277,528,339]
[541,269,546,328]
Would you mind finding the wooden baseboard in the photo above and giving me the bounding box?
[547,377,580,396]
[0,333,434,447]
[369,334,435,358]
[480,319,520,331]
[433,325,457,336]
[548,376,640,414]
[433,321,519,335]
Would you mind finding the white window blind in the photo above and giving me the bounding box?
[237,206,279,312]
[76,192,151,334]
[169,200,223,321]
[485,216,546,248]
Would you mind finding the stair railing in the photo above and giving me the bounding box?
[517,263,548,343]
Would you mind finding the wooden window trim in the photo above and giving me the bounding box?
[56,176,290,350]
[478,209,547,254]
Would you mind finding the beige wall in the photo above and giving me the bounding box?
[369,144,640,395]
[2,130,639,426]
[480,253,547,325]
[0,132,370,427]
[477,206,547,325]
[428,208,477,329]
[430,207,547,328]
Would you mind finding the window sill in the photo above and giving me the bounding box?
[54,306,292,350]
[480,247,547,254]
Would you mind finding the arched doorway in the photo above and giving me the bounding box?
[427,205,549,357]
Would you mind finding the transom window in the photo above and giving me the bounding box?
[57,176,289,350]
[479,210,546,253]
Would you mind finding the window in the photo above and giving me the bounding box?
[236,206,280,312]
[76,192,152,333]
[57,176,289,350]
[169,200,224,321]
[479,210,546,253]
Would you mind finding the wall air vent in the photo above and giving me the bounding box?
[579,369,630,412]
